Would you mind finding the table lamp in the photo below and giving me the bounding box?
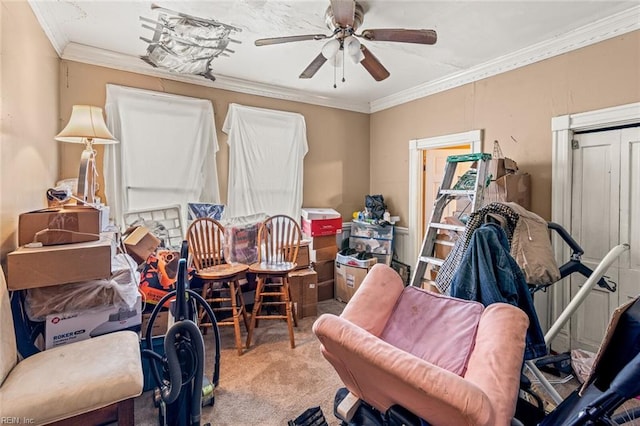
[55,105,118,205]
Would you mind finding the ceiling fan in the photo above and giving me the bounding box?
[254,0,437,82]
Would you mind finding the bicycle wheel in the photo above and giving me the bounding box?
[613,404,640,424]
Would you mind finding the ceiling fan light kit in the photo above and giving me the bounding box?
[254,0,437,85]
[321,39,341,59]
[344,36,363,63]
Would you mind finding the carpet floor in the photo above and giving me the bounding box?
[132,299,640,425]
[134,299,346,425]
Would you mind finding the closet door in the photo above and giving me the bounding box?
[569,127,640,352]
[570,129,621,352]
[618,128,640,306]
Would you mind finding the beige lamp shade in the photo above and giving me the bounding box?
[55,105,118,144]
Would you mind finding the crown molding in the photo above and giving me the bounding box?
[370,5,640,113]
[30,2,639,115]
[61,43,371,114]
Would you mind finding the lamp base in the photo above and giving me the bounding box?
[77,148,97,205]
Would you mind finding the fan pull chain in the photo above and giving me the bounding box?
[342,48,346,83]
[333,62,337,89]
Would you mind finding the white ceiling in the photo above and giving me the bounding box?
[30,1,640,113]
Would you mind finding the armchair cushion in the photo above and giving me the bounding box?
[340,263,485,376]
[380,287,483,376]
[0,330,143,425]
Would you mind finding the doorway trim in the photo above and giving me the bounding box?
[550,101,640,350]
[408,130,482,266]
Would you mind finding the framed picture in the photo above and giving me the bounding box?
[187,203,225,220]
[390,259,411,286]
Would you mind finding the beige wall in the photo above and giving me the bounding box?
[371,31,640,225]
[0,0,60,260]
[3,5,638,261]
[59,61,370,222]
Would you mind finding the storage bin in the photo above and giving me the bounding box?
[350,220,394,240]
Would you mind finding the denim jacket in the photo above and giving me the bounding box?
[449,222,547,360]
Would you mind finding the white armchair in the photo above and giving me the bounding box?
[0,266,144,425]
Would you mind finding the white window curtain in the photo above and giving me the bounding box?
[104,84,220,227]
[222,103,308,221]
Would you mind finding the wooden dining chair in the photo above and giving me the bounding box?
[187,218,249,355]
[246,214,302,349]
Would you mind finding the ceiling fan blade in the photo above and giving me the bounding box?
[330,0,356,27]
[360,29,437,45]
[299,53,328,79]
[255,34,329,46]
[360,45,390,81]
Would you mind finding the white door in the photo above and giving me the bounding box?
[570,127,640,352]
[423,147,470,235]
[619,128,640,305]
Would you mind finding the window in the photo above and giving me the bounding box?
[222,103,308,221]
[104,84,220,226]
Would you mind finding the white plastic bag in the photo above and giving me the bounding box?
[25,253,140,321]
[571,348,597,383]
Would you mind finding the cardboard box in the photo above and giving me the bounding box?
[313,260,335,282]
[288,269,318,319]
[7,232,116,290]
[311,245,339,262]
[580,297,637,394]
[335,252,378,268]
[301,208,341,220]
[317,279,334,301]
[124,226,162,264]
[294,243,310,270]
[302,217,342,237]
[434,233,456,260]
[97,204,111,231]
[45,297,142,349]
[484,172,531,210]
[422,280,441,294]
[308,234,338,250]
[18,206,100,246]
[487,157,518,180]
[141,310,170,338]
[334,261,375,303]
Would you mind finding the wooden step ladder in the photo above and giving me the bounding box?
[409,153,492,288]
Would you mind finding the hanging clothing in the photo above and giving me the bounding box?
[504,202,561,286]
[104,84,220,226]
[435,203,520,294]
[435,202,561,294]
[222,103,308,221]
[449,222,547,360]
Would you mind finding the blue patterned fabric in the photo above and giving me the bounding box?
[450,222,547,360]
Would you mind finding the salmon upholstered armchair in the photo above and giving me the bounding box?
[312,264,529,426]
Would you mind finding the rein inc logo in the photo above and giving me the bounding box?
[0,418,34,424]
